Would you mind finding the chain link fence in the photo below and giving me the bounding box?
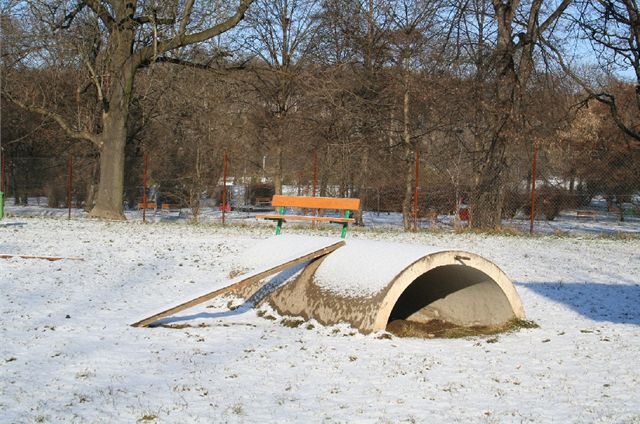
[2,151,639,235]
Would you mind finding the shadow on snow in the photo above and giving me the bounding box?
[519,281,640,325]
[154,263,307,326]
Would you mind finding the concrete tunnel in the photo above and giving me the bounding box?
[231,236,525,334]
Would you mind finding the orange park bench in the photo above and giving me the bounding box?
[138,201,157,211]
[257,195,361,238]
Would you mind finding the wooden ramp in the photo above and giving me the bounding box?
[0,254,84,261]
[131,239,345,328]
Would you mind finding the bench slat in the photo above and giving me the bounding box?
[270,195,360,211]
[256,214,355,223]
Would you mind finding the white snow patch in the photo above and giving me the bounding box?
[233,234,343,272]
[1,217,639,423]
[314,239,447,297]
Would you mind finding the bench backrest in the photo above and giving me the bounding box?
[271,195,360,211]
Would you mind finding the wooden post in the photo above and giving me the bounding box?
[413,148,420,230]
[530,142,538,235]
[67,156,73,220]
[222,153,228,225]
[142,153,148,223]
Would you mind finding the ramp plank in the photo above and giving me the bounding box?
[0,254,83,261]
[131,239,345,328]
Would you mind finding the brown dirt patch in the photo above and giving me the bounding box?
[386,318,538,339]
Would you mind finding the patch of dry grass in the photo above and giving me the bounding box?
[386,318,539,339]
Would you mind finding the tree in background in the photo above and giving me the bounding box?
[2,0,637,229]
[3,0,253,220]
[242,0,320,194]
[549,0,639,143]
[559,87,640,221]
[462,0,571,229]
[387,0,446,229]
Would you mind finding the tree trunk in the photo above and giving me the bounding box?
[356,147,369,226]
[84,160,99,212]
[470,143,507,228]
[401,68,414,231]
[469,1,518,230]
[273,144,283,195]
[89,23,136,220]
[90,112,128,220]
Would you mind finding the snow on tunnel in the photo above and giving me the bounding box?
[233,236,525,334]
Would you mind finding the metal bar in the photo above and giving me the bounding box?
[341,210,351,238]
[222,153,228,225]
[530,142,538,234]
[1,150,5,193]
[67,156,73,220]
[0,151,4,220]
[414,148,420,229]
[313,151,317,197]
[313,151,318,224]
[276,206,284,235]
[143,153,148,223]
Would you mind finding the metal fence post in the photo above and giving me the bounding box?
[414,148,420,230]
[67,156,73,220]
[0,150,5,219]
[530,142,538,234]
[143,153,148,223]
[222,153,228,225]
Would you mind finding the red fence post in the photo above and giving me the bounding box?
[414,148,420,230]
[143,153,148,223]
[1,150,5,193]
[313,151,318,197]
[530,142,538,234]
[222,153,228,225]
[67,156,73,220]
[313,151,318,221]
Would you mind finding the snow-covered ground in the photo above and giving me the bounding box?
[1,215,639,423]
[3,197,639,236]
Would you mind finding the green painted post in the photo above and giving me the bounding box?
[0,191,4,220]
[341,210,351,238]
[275,206,285,235]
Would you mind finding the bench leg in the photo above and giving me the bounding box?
[341,223,348,239]
[340,210,352,238]
[275,206,285,235]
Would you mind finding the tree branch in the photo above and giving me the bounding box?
[134,16,176,26]
[541,37,640,143]
[4,92,102,148]
[81,56,104,103]
[179,0,196,35]
[57,2,87,30]
[538,0,572,35]
[84,0,115,30]
[135,0,254,67]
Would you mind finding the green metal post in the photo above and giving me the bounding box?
[275,206,285,235]
[341,210,351,239]
[0,191,4,220]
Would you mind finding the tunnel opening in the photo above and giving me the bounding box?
[386,264,516,337]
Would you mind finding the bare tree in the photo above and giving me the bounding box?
[2,0,253,219]
[449,0,571,228]
[242,0,319,194]
[387,0,445,229]
[544,0,639,143]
